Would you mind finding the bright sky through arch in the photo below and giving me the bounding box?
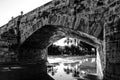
[0,0,52,27]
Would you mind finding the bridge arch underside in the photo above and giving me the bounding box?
[18,25,103,76]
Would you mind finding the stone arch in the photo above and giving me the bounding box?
[18,25,103,77]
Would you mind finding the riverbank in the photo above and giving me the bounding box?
[48,55,96,63]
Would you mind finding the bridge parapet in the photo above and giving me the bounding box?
[19,0,108,43]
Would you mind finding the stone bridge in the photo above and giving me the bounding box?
[0,0,120,79]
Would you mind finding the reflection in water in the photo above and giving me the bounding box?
[0,64,54,80]
[47,56,98,80]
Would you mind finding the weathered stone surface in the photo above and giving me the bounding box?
[104,1,120,79]
[0,0,120,79]
[0,0,108,44]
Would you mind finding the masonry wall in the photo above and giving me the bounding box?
[104,11,120,80]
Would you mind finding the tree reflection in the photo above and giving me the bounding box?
[63,58,96,78]
[47,56,97,80]
[64,67,72,74]
[72,68,80,77]
[63,66,86,78]
[47,65,58,76]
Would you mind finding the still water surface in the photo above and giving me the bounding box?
[47,55,97,80]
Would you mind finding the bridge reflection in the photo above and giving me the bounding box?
[0,64,54,80]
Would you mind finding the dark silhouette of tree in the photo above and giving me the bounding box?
[48,40,96,56]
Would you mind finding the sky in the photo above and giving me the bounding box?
[53,37,78,46]
[53,38,68,46]
[0,0,74,46]
[0,0,52,27]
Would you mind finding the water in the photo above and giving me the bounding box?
[0,64,54,80]
[47,55,99,80]
[0,55,99,80]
